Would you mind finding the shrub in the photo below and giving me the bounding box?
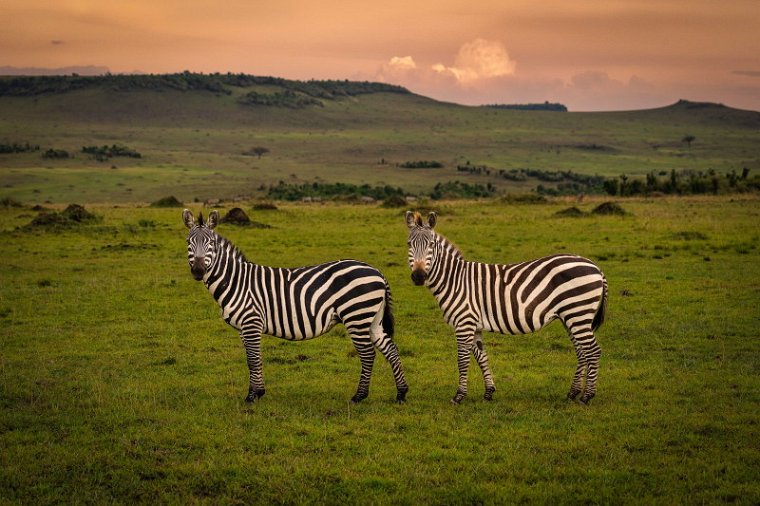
[150,196,183,208]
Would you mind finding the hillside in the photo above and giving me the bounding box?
[0,73,758,204]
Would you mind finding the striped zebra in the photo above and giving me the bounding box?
[183,209,408,404]
[405,211,608,405]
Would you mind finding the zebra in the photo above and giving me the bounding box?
[405,211,608,405]
[183,209,408,404]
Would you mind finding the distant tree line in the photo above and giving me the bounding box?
[266,181,405,201]
[483,101,568,112]
[399,160,444,169]
[0,142,39,154]
[0,72,410,99]
[603,169,758,196]
[82,144,141,161]
[457,163,607,195]
[430,181,496,199]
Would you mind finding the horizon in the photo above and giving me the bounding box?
[1,67,757,114]
[2,1,759,112]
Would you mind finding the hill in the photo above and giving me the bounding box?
[0,73,758,204]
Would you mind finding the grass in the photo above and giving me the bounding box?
[1,197,759,503]
[1,88,759,203]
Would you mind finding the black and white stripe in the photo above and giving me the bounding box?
[406,211,607,405]
[184,209,408,404]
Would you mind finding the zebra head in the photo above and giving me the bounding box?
[183,209,220,281]
[405,210,437,286]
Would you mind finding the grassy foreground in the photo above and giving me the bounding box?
[1,197,759,504]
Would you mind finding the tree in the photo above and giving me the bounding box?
[682,134,695,149]
[245,146,270,159]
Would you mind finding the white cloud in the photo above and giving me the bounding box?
[434,38,516,85]
[388,56,416,71]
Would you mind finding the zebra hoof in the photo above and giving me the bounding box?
[579,393,595,405]
[567,389,581,401]
[396,387,408,403]
[246,388,266,403]
[351,392,368,404]
[451,392,465,405]
[484,386,496,401]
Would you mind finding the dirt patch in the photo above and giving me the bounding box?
[221,207,271,228]
[61,203,97,222]
[591,202,627,216]
[150,196,183,208]
[554,206,586,217]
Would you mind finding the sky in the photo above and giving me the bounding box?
[2,0,759,111]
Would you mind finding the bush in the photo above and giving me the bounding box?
[150,196,183,208]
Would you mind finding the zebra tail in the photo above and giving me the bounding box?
[592,275,608,332]
[382,279,395,340]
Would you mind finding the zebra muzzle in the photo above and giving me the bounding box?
[411,268,427,286]
[191,264,206,281]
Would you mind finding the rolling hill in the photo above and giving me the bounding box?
[1,73,758,204]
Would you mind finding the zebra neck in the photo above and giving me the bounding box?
[204,236,251,299]
[427,235,465,299]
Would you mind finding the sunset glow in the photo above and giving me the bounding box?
[2,0,759,111]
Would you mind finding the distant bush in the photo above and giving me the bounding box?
[0,142,39,154]
[381,195,408,208]
[603,169,759,196]
[42,148,69,159]
[501,193,548,204]
[266,182,405,202]
[554,207,586,217]
[483,101,568,112]
[82,144,141,161]
[400,160,444,169]
[150,196,183,208]
[430,181,495,200]
[591,202,627,216]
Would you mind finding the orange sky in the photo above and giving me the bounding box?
[2,0,759,111]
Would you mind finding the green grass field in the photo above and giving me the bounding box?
[2,197,759,504]
[2,83,759,203]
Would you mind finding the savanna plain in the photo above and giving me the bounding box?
[1,198,759,504]
[1,76,760,504]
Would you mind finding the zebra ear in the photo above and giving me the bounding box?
[183,209,195,229]
[427,212,437,229]
[405,211,416,229]
[405,211,424,229]
[207,210,219,229]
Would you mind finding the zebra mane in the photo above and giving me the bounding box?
[435,230,464,260]
[215,231,249,263]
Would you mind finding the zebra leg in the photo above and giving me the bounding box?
[566,335,587,401]
[349,334,376,403]
[472,332,496,401]
[452,327,476,405]
[567,323,601,404]
[580,334,602,404]
[370,319,408,403]
[240,325,265,403]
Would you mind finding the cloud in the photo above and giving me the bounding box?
[388,56,416,71]
[433,39,516,85]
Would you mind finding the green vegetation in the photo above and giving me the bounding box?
[238,90,324,109]
[266,181,405,201]
[484,101,568,112]
[399,160,444,169]
[1,76,759,204]
[0,142,39,154]
[603,169,760,196]
[82,144,142,161]
[1,198,758,503]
